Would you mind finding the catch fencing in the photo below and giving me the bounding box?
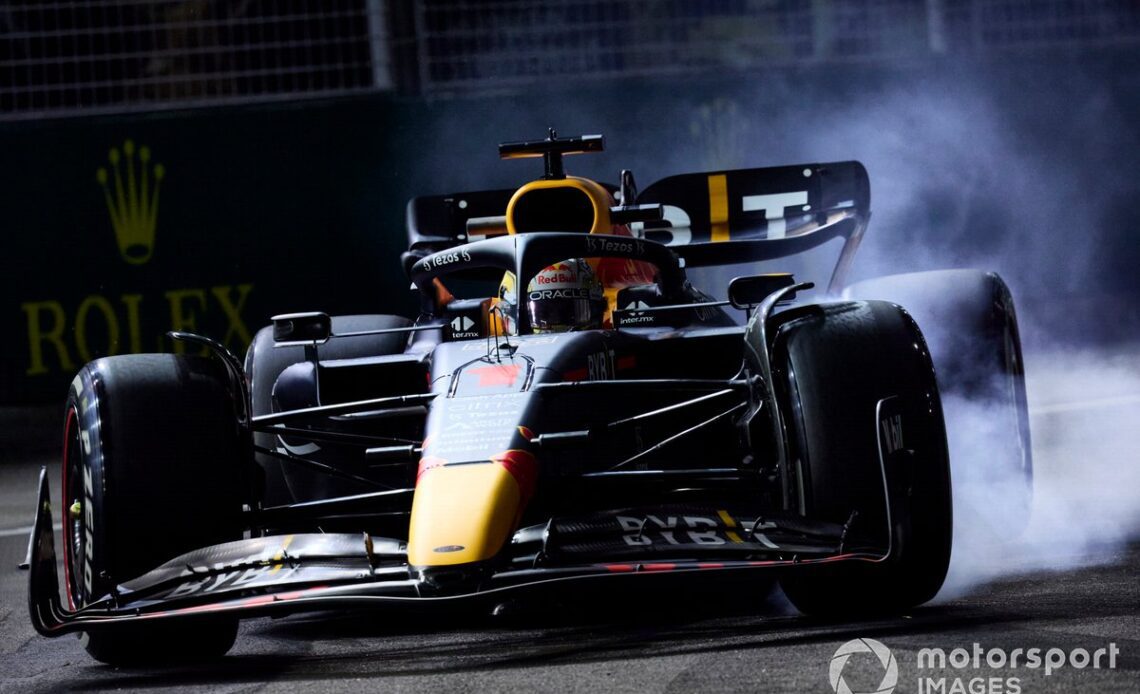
[2,1,1138,115]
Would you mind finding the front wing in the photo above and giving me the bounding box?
[28,468,891,636]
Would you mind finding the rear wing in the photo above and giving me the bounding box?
[404,161,870,290]
[636,161,869,265]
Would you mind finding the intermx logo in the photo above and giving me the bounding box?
[96,139,164,265]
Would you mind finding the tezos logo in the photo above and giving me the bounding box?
[585,235,642,255]
[830,638,898,694]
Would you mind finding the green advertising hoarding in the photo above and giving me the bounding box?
[2,95,420,404]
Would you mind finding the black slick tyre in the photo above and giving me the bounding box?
[770,301,952,616]
[62,354,247,665]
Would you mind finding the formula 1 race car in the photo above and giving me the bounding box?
[27,131,1032,664]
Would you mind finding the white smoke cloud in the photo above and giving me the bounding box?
[686,64,1140,599]
[407,55,1140,603]
[938,347,1140,598]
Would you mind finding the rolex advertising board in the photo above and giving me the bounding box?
[2,97,417,404]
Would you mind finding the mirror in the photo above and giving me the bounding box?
[728,273,797,309]
[272,312,332,345]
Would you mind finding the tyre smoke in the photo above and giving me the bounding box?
[410,53,1139,602]
[937,348,1140,598]
[667,59,1140,599]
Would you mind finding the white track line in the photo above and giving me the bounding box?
[1030,393,1140,415]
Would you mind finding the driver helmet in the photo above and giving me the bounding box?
[499,259,606,334]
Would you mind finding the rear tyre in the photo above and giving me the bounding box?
[844,270,1032,533]
[63,354,247,664]
[245,314,413,504]
[770,301,952,616]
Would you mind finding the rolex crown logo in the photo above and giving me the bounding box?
[96,139,164,265]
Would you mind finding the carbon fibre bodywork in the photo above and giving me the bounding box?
[30,463,895,636]
[29,138,975,655]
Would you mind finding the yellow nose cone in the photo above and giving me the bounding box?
[407,463,522,567]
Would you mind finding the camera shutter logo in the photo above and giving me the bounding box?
[829,638,898,694]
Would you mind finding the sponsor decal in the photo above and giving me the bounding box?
[587,349,615,381]
[167,537,298,598]
[427,248,472,268]
[616,300,656,326]
[492,449,538,502]
[616,513,777,548]
[22,284,255,374]
[881,413,904,455]
[82,462,95,598]
[528,287,592,302]
[21,139,256,377]
[565,349,625,381]
[449,314,481,339]
[469,363,522,388]
[424,393,529,460]
[534,268,578,285]
[168,562,280,598]
[741,190,809,239]
[615,308,656,327]
[460,334,561,350]
[877,397,905,456]
[96,139,163,265]
[631,204,692,245]
[585,235,645,256]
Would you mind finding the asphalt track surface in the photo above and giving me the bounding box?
[1,349,1138,693]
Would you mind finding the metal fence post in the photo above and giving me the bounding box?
[927,0,947,54]
[366,0,394,89]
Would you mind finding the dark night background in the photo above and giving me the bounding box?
[1,1,1138,403]
[2,7,1140,690]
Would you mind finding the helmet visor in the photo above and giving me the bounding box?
[526,287,604,332]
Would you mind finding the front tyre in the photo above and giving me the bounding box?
[770,301,952,615]
[63,354,247,664]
